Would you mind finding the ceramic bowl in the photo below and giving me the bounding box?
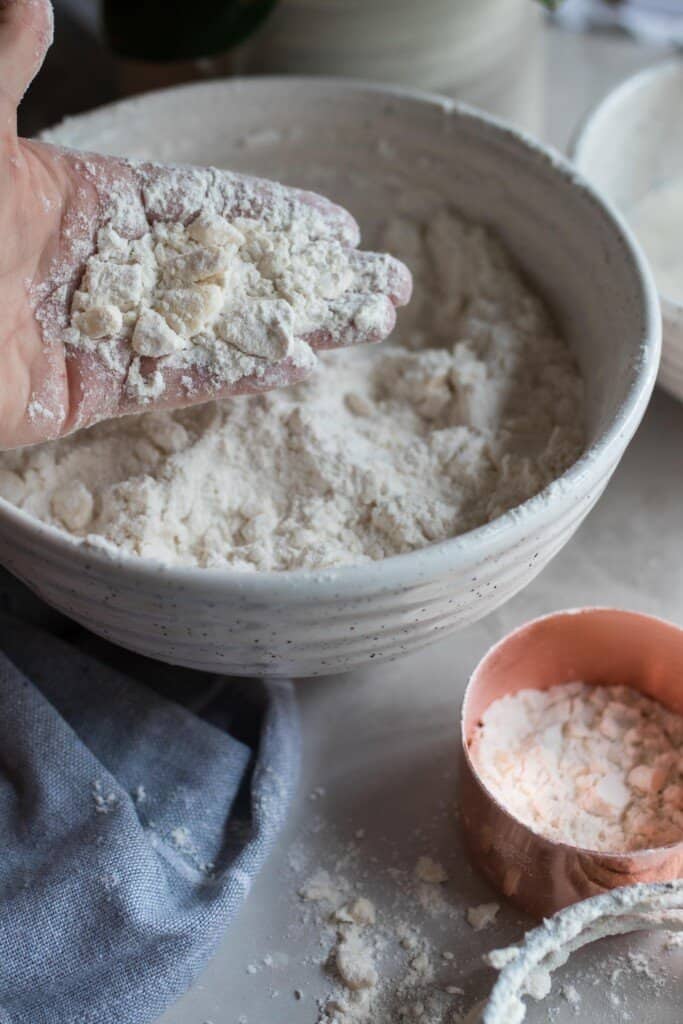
[572,59,683,403]
[0,78,660,676]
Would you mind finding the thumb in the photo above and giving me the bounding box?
[0,0,53,116]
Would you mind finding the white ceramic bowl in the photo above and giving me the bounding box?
[0,78,659,677]
[572,60,683,403]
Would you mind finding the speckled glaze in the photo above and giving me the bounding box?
[572,60,683,403]
[0,79,660,676]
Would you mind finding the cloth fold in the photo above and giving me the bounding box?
[0,586,299,1024]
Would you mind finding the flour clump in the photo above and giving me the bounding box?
[0,208,584,570]
[61,164,399,400]
[470,681,683,852]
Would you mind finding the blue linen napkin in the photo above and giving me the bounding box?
[0,574,300,1024]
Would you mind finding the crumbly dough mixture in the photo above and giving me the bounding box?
[0,207,584,571]
[60,163,394,403]
[470,681,683,852]
[70,210,315,396]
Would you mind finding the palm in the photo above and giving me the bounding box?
[0,139,77,445]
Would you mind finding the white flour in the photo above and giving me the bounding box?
[466,903,500,932]
[60,163,398,404]
[299,864,457,1024]
[480,881,683,1024]
[285,783,681,1024]
[1,206,584,571]
[470,682,683,852]
[415,857,449,885]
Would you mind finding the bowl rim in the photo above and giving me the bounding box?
[7,75,661,597]
[570,57,683,313]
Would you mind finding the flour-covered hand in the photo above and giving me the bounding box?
[0,0,411,448]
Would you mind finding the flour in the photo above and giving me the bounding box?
[300,869,348,907]
[91,779,118,814]
[415,857,449,885]
[289,801,682,1024]
[335,929,378,991]
[470,682,683,852]
[334,899,377,927]
[60,162,400,403]
[479,881,683,1024]
[300,874,380,1022]
[466,903,500,932]
[561,982,581,1011]
[296,852,471,1024]
[2,207,584,571]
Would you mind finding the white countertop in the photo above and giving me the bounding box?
[157,23,683,1024]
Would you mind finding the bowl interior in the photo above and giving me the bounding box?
[44,78,656,458]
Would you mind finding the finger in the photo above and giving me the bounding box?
[290,188,361,248]
[348,251,413,306]
[0,0,53,112]
[117,353,315,418]
[209,168,361,247]
[58,151,149,240]
[137,161,211,225]
[303,251,411,352]
[305,292,397,351]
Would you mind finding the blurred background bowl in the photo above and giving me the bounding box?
[0,77,660,677]
[572,59,683,403]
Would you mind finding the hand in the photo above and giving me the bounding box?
[0,0,411,449]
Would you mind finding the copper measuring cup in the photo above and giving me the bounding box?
[460,608,683,918]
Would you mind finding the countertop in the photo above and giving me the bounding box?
[43,19,679,1024]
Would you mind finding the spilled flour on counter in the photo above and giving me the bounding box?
[470,682,683,852]
[1,207,584,570]
[466,903,500,932]
[258,768,683,1024]
[298,864,462,1024]
[295,857,683,1024]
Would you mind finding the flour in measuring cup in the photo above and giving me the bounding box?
[470,681,683,853]
[0,207,584,570]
